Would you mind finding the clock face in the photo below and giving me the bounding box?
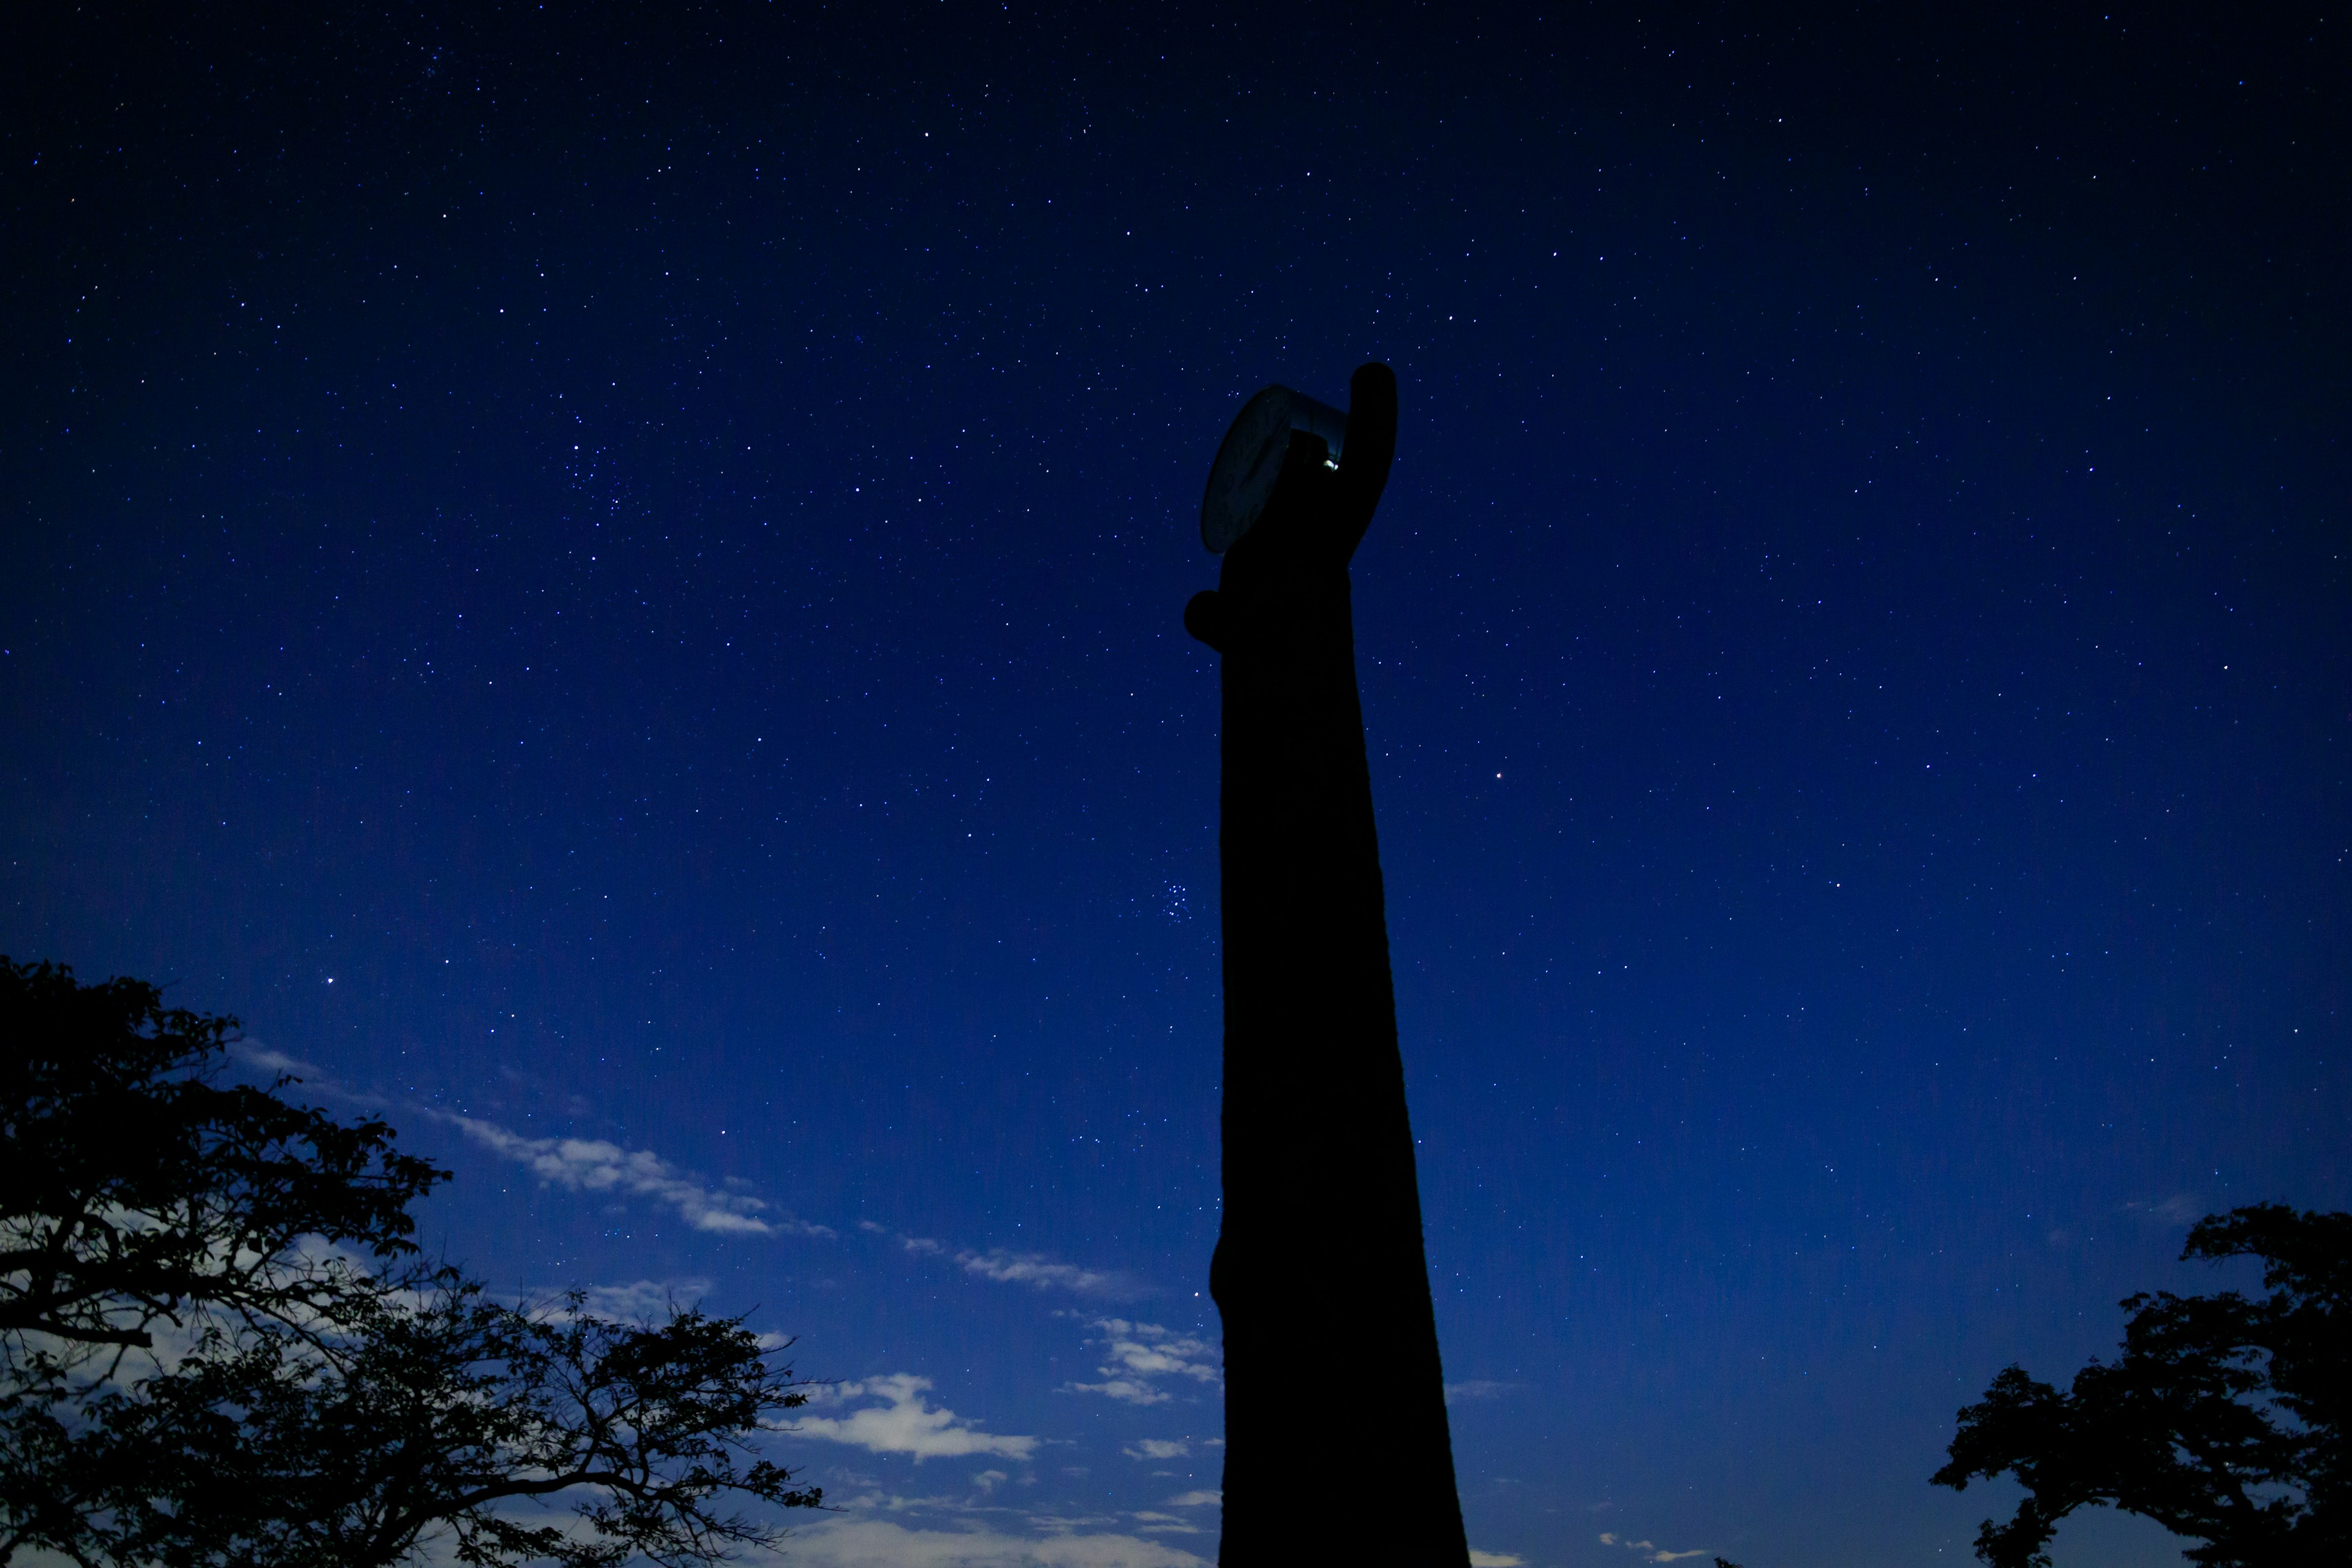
[1199,384,1354,554]
[1200,386,1298,555]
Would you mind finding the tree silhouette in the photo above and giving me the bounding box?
[0,958,446,1362]
[4,956,450,1561]
[74,1276,821,1567]
[1,959,823,1567]
[1933,1203,2348,1567]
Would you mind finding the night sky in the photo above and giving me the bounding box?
[6,7,2347,1567]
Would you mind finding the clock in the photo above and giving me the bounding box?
[1199,384,1350,553]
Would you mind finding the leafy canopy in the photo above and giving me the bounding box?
[0,958,447,1358]
[1,959,825,1567]
[83,1274,823,1568]
[1933,1203,2349,1568]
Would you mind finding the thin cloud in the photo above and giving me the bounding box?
[862,1224,946,1257]
[1065,1321,1221,1406]
[769,1519,1209,1568]
[1469,1553,1526,1567]
[235,1044,325,1080]
[1599,1531,1713,1562]
[827,1486,1014,1517]
[450,1115,834,1238]
[959,1249,1136,1297]
[858,1225,1136,1296]
[1126,1512,1200,1535]
[575,1278,713,1321]
[782,1375,1038,1462]
[225,1047,835,1244]
[1122,1440,1190,1461]
[1163,1491,1219,1509]
[2127,1193,2206,1227]
[1444,1379,1517,1404]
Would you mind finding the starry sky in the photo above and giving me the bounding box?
[5,7,2347,1567]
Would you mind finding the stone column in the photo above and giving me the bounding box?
[1183,364,1470,1567]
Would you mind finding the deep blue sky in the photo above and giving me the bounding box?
[6,7,2346,1566]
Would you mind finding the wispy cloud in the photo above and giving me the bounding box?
[769,1519,1209,1568]
[960,1250,1134,1297]
[2127,1193,2206,1227]
[1121,1440,1190,1461]
[227,1046,835,1245]
[782,1375,1038,1462]
[1125,1512,1200,1536]
[236,1044,325,1080]
[1444,1379,1518,1404]
[1064,1321,1221,1406]
[573,1278,713,1321]
[450,1115,834,1238]
[859,1224,1140,1298]
[1163,1491,1219,1509]
[826,1485,1019,1517]
[1600,1531,1713,1562]
[1469,1553,1526,1567]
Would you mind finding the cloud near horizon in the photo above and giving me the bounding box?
[1599,1532,1713,1562]
[782,1375,1038,1462]
[760,1518,1208,1568]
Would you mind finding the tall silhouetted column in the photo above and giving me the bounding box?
[1183,364,1469,1567]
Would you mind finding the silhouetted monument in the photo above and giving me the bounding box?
[1184,363,1471,1566]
